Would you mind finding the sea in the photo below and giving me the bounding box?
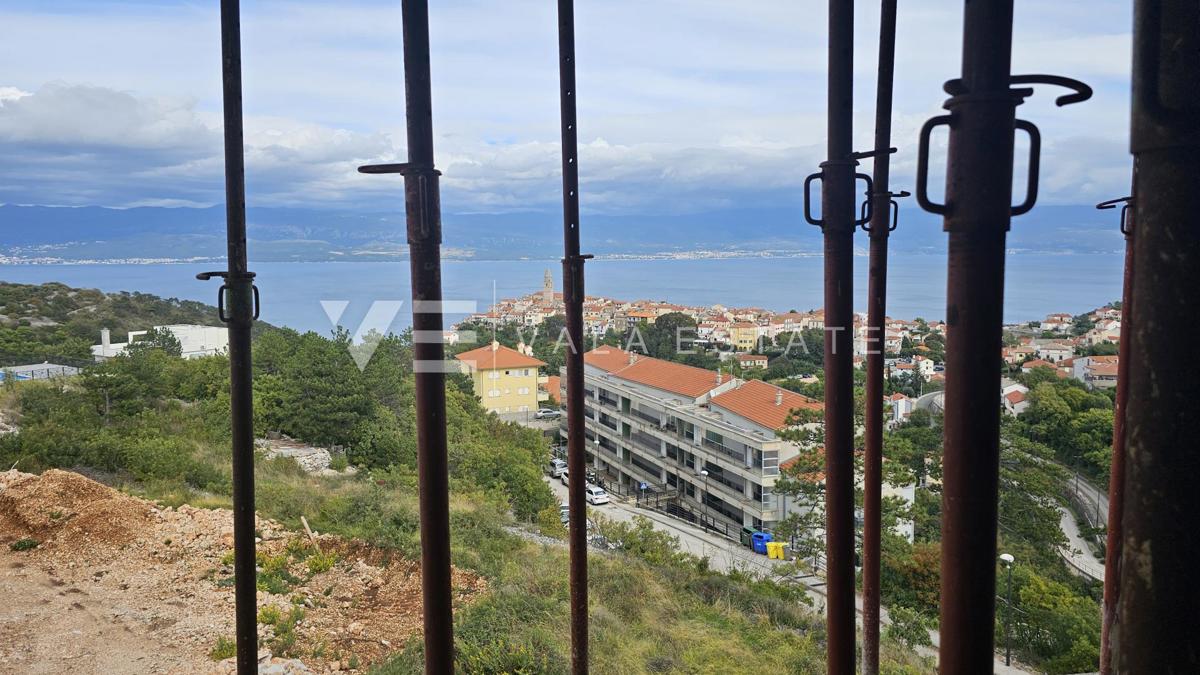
[0,254,1124,336]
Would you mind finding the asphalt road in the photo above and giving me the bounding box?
[543,476,1031,673]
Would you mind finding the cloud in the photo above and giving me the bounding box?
[0,0,1136,213]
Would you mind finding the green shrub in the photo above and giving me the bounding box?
[257,605,282,626]
[306,550,337,575]
[208,636,237,661]
[9,538,39,552]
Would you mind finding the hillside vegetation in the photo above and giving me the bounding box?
[0,281,232,365]
[0,293,930,673]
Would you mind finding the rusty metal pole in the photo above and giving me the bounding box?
[205,2,258,671]
[862,1,900,672]
[914,4,1091,668]
[822,0,857,671]
[931,2,1015,671]
[556,1,592,672]
[1115,1,1200,671]
[1096,181,1133,675]
[358,1,454,671]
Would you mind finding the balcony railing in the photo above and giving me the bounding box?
[630,407,661,425]
[702,436,747,464]
[630,430,661,453]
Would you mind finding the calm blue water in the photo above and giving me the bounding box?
[0,254,1123,335]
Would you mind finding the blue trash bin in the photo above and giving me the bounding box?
[751,531,774,555]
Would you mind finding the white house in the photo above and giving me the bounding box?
[888,392,914,424]
[91,325,229,361]
[1036,341,1076,363]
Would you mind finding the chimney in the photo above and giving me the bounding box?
[101,328,111,353]
[716,368,722,384]
[775,389,784,406]
[491,340,499,351]
[517,341,526,354]
[628,352,638,365]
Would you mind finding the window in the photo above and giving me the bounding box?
[518,387,529,395]
[488,371,499,379]
[488,389,500,397]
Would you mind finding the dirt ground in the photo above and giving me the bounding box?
[0,469,485,674]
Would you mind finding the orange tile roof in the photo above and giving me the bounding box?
[1005,390,1027,403]
[454,343,545,370]
[584,347,732,398]
[1087,363,1119,376]
[779,449,826,483]
[709,379,822,431]
[584,346,635,372]
[544,375,562,402]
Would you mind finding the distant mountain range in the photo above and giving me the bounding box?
[0,202,1126,263]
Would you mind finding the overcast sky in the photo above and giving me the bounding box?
[0,0,1133,214]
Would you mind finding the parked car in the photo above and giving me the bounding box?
[534,408,561,420]
[585,486,610,505]
[559,502,570,524]
[560,468,570,486]
[548,458,567,478]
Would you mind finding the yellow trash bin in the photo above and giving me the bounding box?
[766,541,781,560]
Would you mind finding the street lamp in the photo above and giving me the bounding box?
[699,469,710,532]
[999,552,1015,666]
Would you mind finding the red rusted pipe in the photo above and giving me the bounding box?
[822,0,857,671]
[556,1,591,672]
[1098,178,1134,675]
[1115,1,1200,669]
[937,1,1016,671]
[862,2,899,673]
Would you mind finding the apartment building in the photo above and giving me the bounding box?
[561,347,821,532]
[728,322,759,352]
[455,342,548,413]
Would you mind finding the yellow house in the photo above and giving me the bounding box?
[729,321,759,352]
[454,342,547,413]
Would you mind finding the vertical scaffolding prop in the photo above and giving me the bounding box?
[1095,179,1133,675]
[199,2,258,670]
[1116,1,1200,671]
[556,0,593,672]
[358,1,454,670]
[861,1,905,672]
[811,0,858,670]
[914,2,1090,671]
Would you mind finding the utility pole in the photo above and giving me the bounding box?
[1116,1,1200,671]
[861,1,904,672]
[1000,553,1014,666]
[914,2,1089,671]
[358,1,454,670]
[200,2,258,671]
[556,1,592,671]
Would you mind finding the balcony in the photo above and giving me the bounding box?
[702,436,747,464]
[630,407,661,426]
[630,430,661,453]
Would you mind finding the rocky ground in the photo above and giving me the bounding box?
[0,469,484,674]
